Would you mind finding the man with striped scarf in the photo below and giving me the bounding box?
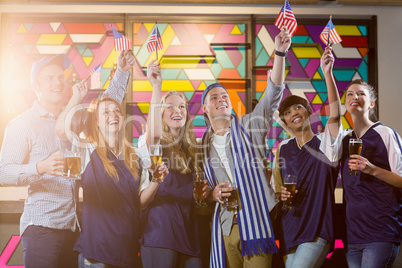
[201,27,291,268]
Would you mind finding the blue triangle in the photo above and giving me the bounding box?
[184,92,194,101]
[238,24,245,34]
[76,46,86,56]
[299,59,309,68]
[24,23,34,32]
[83,48,93,57]
[358,25,367,36]
[178,70,188,80]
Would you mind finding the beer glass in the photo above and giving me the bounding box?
[222,181,239,210]
[282,175,297,211]
[150,144,163,183]
[62,150,81,180]
[193,172,208,208]
[348,138,363,175]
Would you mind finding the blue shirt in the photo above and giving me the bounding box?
[140,170,201,257]
[74,145,141,267]
[341,122,402,244]
[273,126,342,254]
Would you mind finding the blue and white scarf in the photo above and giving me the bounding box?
[202,114,277,268]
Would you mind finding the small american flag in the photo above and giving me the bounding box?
[147,25,163,53]
[320,18,342,46]
[111,25,132,51]
[274,0,298,38]
[90,64,101,89]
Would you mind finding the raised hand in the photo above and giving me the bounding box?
[71,80,88,103]
[36,151,64,176]
[320,46,335,76]
[147,60,162,88]
[275,26,292,53]
[117,49,135,73]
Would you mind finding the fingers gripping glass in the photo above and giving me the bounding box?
[193,172,208,208]
[348,139,363,175]
[222,181,239,210]
[149,144,164,183]
[282,175,297,211]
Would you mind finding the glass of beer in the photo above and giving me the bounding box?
[193,172,208,208]
[282,174,297,211]
[223,181,239,210]
[348,138,363,175]
[62,150,81,180]
[150,144,163,183]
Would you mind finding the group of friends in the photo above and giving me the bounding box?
[0,26,401,268]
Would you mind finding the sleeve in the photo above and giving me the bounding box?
[386,129,402,176]
[71,133,94,174]
[272,144,283,194]
[0,121,40,186]
[240,76,285,137]
[102,69,131,104]
[136,134,151,192]
[319,123,344,163]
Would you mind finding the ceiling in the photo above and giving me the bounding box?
[1,0,402,6]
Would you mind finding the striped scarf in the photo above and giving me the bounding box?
[202,114,277,268]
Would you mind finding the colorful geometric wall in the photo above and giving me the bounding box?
[255,23,370,161]
[130,23,247,143]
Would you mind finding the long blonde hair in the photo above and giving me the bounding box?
[86,97,139,179]
[160,91,203,174]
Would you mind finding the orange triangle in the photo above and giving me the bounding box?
[358,47,368,58]
[133,23,142,34]
[345,111,354,129]
[63,35,73,45]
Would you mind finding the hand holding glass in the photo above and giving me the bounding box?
[282,175,297,211]
[150,144,164,183]
[348,138,363,175]
[222,182,239,210]
[193,172,208,208]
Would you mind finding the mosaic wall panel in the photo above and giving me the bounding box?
[130,23,246,143]
[255,23,370,161]
[4,21,125,111]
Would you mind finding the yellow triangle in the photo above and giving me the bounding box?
[138,103,150,114]
[230,25,242,35]
[103,80,110,89]
[312,94,323,104]
[313,71,322,79]
[285,69,290,77]
[198,82,207,91]
[82,57,93,67]
[144,23,155,33]
[17,24,27,33]
[341,116,351,129]
[340,92,346,104]
[103,50,120,68]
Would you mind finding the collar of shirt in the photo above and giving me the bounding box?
[32,101,56,119]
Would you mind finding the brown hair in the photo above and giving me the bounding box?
[160,91,203,174]
[86,97,139,179]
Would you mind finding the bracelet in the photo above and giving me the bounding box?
[274,50,288,57]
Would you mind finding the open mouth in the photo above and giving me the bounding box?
[292,117,302,124]
[108,120,119,125]
[350,102,360,106]
[171,115,182,122]
[51,88,64,92]
[216,105,227,110]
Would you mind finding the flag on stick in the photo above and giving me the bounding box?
[320,17,342,46]
[147,24,164,53]
[89,64,101,89]
[111,25,132,51]
[274,0,298,37]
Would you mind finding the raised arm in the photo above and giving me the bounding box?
[55,81,88,142]
[102,50,135,103]
[271,26,291,86]
[321,46,341,138]
[145,60,162,147]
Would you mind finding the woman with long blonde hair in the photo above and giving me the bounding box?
[55,57,167,267]
[138,60,207,268]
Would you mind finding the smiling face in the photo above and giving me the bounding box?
[32,64,67,106]
[202,87,232,122]
[283,103,311,131]
[345,84,375,117]
[162,94,187,133]
[97,100,123,139]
